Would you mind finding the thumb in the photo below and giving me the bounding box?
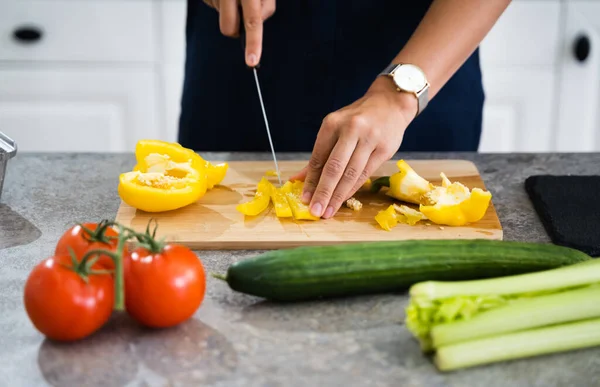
[288,165,308,182]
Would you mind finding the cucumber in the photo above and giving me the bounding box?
[216,240,592,302]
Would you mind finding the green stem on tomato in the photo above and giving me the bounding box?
[370,176,390,193]
[112,224,127,311]
[80,225,129,311]
[78,219,118,244]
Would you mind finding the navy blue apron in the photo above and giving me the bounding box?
[178,1,485,152]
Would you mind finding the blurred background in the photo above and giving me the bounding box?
[0,0,599,153]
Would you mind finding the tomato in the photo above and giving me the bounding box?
[124,244,206,328]
[24,255,114,341]
[55,222,121,270]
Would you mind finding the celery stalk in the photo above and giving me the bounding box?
[410,258,600,301]
[434,318,600,371]
[431,285,600,348]
[405,258,600,354]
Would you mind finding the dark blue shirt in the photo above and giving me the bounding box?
[178,1,485,152]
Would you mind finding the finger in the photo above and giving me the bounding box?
[348,146,389,198]
[302,114,340,204]
[241,0,263,66]
[219,0,239,36]
[262,0,277,19]
[309,137,358,218]
[322,142,374,219]
[289,165,308,182]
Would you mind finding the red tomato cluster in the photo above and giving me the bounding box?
[23,221,207,342]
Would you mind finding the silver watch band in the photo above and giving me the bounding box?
[380,63,429,116]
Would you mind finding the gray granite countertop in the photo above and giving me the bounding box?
[1,152,599,387]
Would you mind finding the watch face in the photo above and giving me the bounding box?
[393,64,427,92]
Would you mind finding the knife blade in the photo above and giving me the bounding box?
[239,13,282,186]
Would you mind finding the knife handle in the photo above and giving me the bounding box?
[238,7,260,69]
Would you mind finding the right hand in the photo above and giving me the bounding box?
[203,0,276,67]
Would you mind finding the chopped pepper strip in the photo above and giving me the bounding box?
[419,173,492,226]
[118,154,205,212]
[267,181,292,218]
[393,204,428,225]
[205,162,228,189]
[265,170,280,178]
[375,205,400,231]
[236,177,272,216]
[371,160,433,204]
[285,181,319,220]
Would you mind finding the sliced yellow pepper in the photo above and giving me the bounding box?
[375,205,400,231]
[236,177,272,216]
[267,181,292,218]
[393,204,427,226]
[118,158,205,212]
[205,162,228,189]
[284,181,319,221]
[370,160,433,204]
[419,173,492,226]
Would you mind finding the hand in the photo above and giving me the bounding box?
[289,77,418,219]
[203,0,276,67]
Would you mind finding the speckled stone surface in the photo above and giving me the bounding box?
[1,152,599,387]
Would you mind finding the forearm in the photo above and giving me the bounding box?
[391,0,511,99]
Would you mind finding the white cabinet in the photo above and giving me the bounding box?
[555,1,600,151]
[0,1,155,63]
[0,0,599,152]
[0,67,160,152]
[478,1,562,152]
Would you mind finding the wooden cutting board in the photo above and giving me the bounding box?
[114,159,502,249]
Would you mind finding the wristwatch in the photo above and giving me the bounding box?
[379,63,430,117]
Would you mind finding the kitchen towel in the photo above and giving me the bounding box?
[525,175,600,257]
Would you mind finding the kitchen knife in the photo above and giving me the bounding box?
[239,11,282,186]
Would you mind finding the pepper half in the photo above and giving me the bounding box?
[134,139,228,189]
[419,173,492,226]
[371,160,433,204]
[118,156,206,212]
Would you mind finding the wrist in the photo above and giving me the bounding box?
[368,76,419,121]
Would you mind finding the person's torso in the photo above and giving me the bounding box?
[179,0,484,152]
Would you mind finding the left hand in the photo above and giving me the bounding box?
[289,77,418,219]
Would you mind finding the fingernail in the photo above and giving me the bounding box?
[301,191,312,204]
[323,206,334,219]
[310,202,323,217]
[247,54,257,67]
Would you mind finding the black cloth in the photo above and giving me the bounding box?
[178,0,485,152]
[525,175,600,257]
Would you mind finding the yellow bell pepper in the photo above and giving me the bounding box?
[393,204,428,225]
[284,181,320,221]
[375,204,428,230]
[375,205,400,231]
[134,139,228,189]
[419,173,492,226]
[205,162,228,189]
[118,159,205,213]
[267,181,293,218]
[370,160,433,204]
[236,177,272,216]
